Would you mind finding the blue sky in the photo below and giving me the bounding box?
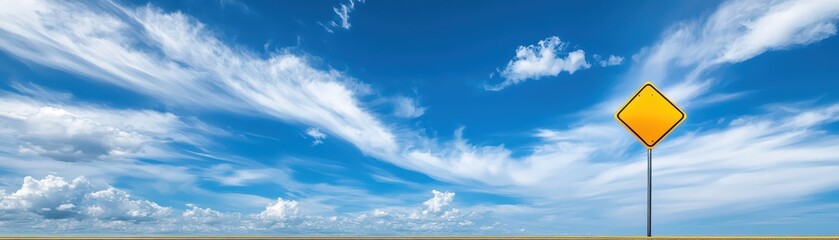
[0,0,838,235]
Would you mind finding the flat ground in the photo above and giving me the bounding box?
[0,237,837,240]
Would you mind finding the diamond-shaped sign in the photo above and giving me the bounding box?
[615,81,686,149]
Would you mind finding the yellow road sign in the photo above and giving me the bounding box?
[615,81,685,149]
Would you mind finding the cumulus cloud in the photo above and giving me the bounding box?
[258,198,299,220]
[182,203,226,223]
[488,36,591,91]
[371,209,388,217]
[0,91,233,219]
[0,176,515,234]
[84,187,172,221]
[422,190,454,215]
[0,175,171,222]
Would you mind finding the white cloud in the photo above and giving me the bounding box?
[0,93,215,162]
[218,0,254,15]
[258,197,299,220]
[9,81,73,101]
[394,0,839,222]
[716,0,839,63]
[183,203,225,223]
[632,0,839,106]
[2,0,839,231]
[371,209,388,217]
[324,0,364,32]
[595,103,839,220]
[593,54,624,67]
[203,164,286,187]
[84,186,172,221]
[0,92,241,219]
[0,176,520,234]
[0,1,397,160]
[306,127,327,146]
[402,102,839,224]
[488,36,591,91]
[334,1,352,29]
[392,96,426,119]
[0,175,171,221]
[2,0,835,194]
[402,126,608,187]
[422,190,454,215]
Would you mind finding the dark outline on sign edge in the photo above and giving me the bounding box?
[616,83,686,148]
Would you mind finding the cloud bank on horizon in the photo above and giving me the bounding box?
[0,0,838,235]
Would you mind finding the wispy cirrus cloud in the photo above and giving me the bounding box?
[629,0,839,106]
[395,0,839,223]
[0,0,397,160]
[320,0,364,33]
[391,96,426,119]
[0,92,220,162]
[2,0,839,233]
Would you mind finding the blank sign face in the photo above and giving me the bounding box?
[615,82,686,149]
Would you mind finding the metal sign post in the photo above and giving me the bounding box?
[614,81,685,237]
[647,149,652,237]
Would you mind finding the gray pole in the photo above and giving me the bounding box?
[647,148,652,237]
